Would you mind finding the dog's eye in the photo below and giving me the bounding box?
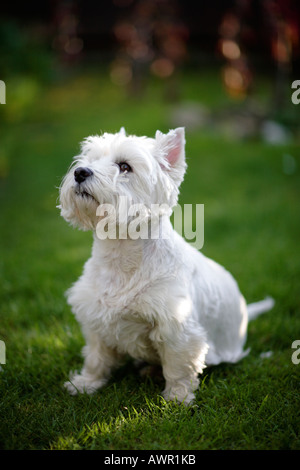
[118,162,132,173]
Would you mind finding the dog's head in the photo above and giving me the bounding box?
[59,127,186,231]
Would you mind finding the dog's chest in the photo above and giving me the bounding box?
[97,281,159,362]
[70,264,160,363]
[100,312,159,362]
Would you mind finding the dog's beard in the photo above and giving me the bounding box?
[74,183,98,204]
[73,187,99,229]
[59,172,100,230]
[61,180,155,236]
[60,174,134,232]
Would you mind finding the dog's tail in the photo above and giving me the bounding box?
[247,296,275,321]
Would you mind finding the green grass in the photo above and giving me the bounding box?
[0,68,299,450]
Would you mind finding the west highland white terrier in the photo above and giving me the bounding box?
[59,127,274,404]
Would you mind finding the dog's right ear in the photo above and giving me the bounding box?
[154,127,187,186]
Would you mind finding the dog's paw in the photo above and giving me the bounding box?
[64,373,106,395]
[162,388,196,406]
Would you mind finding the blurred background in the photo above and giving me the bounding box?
[1,0,300,139]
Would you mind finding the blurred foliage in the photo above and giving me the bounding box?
[0,21,54,123]
[0,21,53,81]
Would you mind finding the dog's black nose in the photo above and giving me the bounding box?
[74,167,93,184]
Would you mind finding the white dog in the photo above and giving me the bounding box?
[59,127,274,404]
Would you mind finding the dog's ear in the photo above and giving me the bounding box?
[119,126,126,136]
[154,127,186,185]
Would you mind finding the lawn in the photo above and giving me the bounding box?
[0,67,299,450]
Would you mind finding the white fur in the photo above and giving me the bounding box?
[59,127,273,404]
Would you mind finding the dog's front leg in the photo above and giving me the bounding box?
[161,355,200,405]
[64,331,120,395]
[155,327,207,405]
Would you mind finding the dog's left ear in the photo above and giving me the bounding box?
[155,127,187,186]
